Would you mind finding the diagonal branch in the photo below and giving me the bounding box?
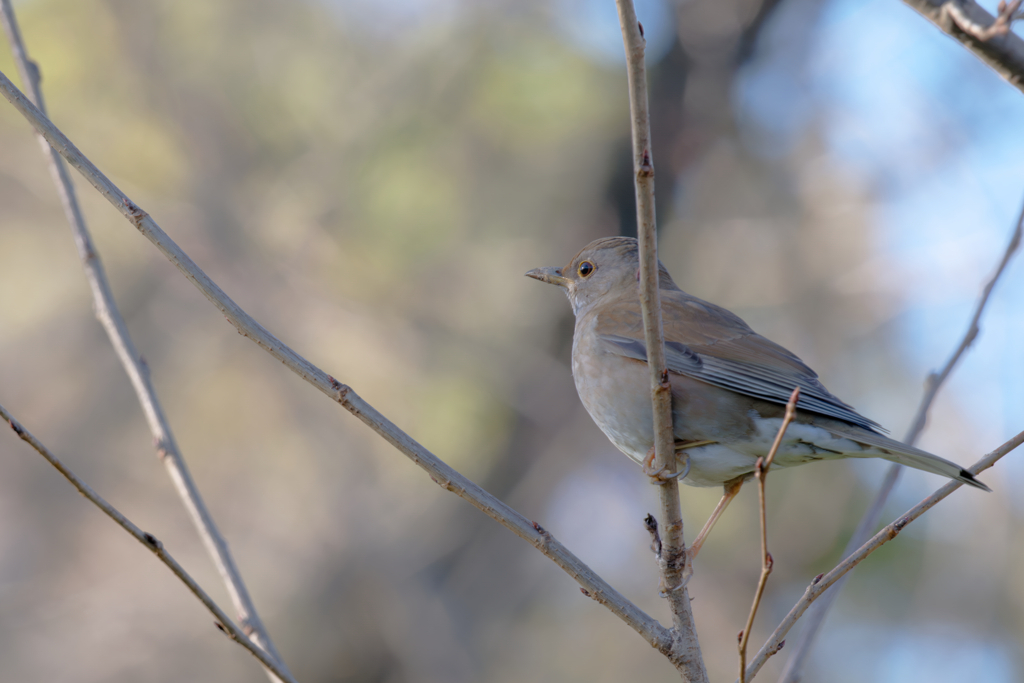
[616,2,707,680]
[0,66,674,657]
[903,0,1024,94]
[743,428,1024,681]
[0,403,299,683]
[775,194,1024,682]
[903,198,1024,443]
[944,0,1023,41]
[0,5,291,681]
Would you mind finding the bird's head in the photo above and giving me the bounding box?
[526,236,677,316]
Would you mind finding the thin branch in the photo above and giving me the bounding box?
[904,198,1023,445]
[903,0,1024,94]
[0,6,290,681]
[615,2,707,680]
[945,0,1023,41]
[775,194,1024,682]
[738,389,798,683]
[742,428,1024,681]
[0,403,299,683]
[0,67,674,657]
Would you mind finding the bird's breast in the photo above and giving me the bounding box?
[572,319,654,464]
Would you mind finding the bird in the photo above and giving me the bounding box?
[526,236,989,559]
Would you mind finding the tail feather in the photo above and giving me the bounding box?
[825,424,991,492]
[874,447,990,492]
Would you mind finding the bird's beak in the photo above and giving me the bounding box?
[526,267,570,288]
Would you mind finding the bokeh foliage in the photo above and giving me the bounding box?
[0,0,1021,681]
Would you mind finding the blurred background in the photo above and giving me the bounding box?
[0,0,1022,681]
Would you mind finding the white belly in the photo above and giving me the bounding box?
[681,419,868,487]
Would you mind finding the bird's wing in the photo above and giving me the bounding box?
[594,291,883,431]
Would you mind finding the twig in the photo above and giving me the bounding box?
[904,198,1023,444]
[615,2,707,680]
[0,68,675,658]
[0,6,290,681]
[645,513,663,558]
[945,0,1023,41]
[775,195,1024,682]
[737,389,799,683]
[742,428,1024,682]
[903,0,1024,95]
[0,403,299,683]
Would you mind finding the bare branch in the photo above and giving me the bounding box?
[616,2,707,679]
[904,0,1024,94]
[904,198,1023,445]
[0,66,674,657]
[945,0,1023,41]
[0,403,299,683]
[743,428,1024,681]
[775,194,1024,681]
[738,389,798,683]
[0,5,291,680]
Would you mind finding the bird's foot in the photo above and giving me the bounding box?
[642,446,689,483]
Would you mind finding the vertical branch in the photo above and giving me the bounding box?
[737,389,798,683]
[615,2,707,680]
[774,195,1024,682]
[0,5,291,681]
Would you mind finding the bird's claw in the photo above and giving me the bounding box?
[644,462,667,478]
[643,451,691,483]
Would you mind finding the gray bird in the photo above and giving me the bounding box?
[527,236,988,557]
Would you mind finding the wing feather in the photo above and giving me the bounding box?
[595,291,884,432]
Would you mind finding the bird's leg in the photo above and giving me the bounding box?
[688,475,745,560]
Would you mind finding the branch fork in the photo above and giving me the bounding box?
[944,0,1023,41]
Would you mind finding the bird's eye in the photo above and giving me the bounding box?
[578,261,595,277]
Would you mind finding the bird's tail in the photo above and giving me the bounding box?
[827,424,990,491]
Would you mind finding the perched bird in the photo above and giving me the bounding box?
[527,236,988,558]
